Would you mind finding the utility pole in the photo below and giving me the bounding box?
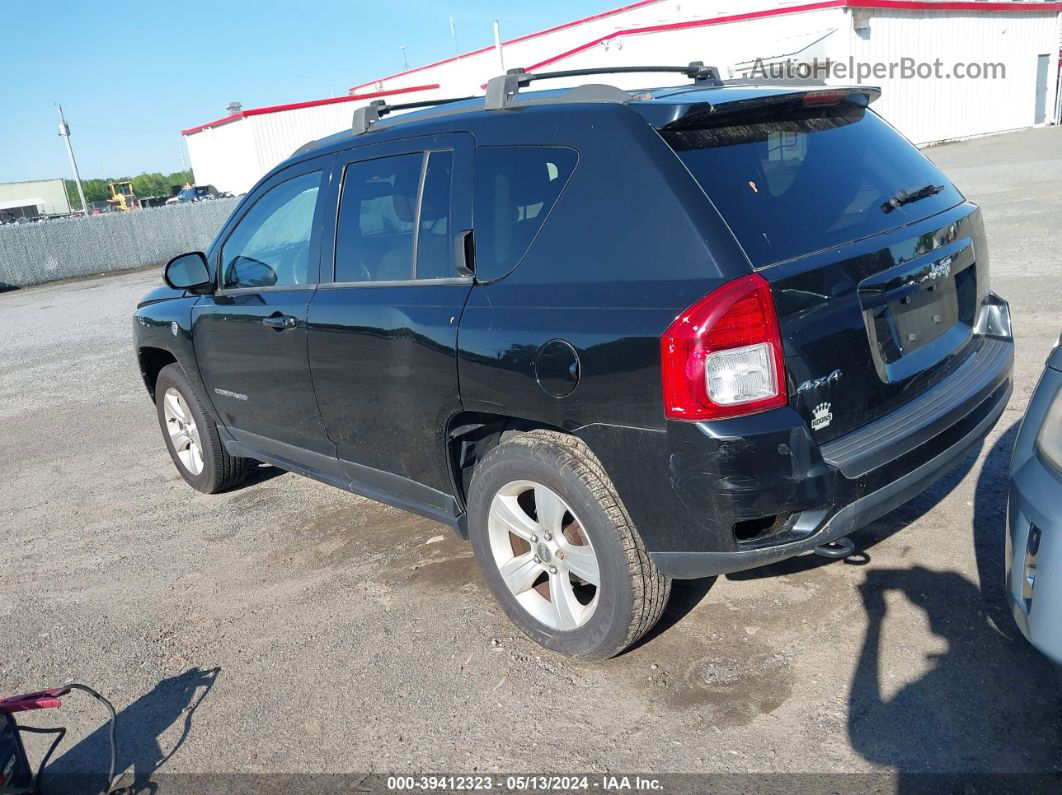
[400,45,410,70]
[57,105,89,215]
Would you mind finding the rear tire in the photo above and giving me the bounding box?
[155,364,248,494]
[467,430,670,660]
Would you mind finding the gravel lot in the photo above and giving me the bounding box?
[2,126,1060,790]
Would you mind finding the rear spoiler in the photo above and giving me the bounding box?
[656,86,881,131]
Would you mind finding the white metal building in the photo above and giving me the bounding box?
[183,0,1062,194]
[0,178,71,221]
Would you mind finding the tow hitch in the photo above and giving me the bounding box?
[813,536,857,559]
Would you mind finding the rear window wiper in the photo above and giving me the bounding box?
[881,183,944,213]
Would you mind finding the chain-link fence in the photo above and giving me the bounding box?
[0,198,239,289]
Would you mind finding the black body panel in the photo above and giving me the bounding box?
[308,284,471,490]
[190,157,334,454]
[456,104,751,431]
[132,83,1015,579]
[306,133,474,492]
[821,335,1011,477]
[766,203,992,444]
[193,287,330,453]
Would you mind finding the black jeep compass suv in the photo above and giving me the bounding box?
[134,65,1013,659]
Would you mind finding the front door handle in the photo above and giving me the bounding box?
[262,314,297,330]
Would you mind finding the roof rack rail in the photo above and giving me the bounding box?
[349,62,722,134]
[352,95,476,135]
[484,61,722,111]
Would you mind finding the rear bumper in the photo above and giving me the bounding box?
[624,325,1014,579]
[653,373,1009,577]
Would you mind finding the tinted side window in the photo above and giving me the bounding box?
[335,153,421,282]
[220,171,321,289]
[415,150,454,280]
[473,147,577,281]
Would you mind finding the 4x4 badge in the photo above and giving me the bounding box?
[797,368,842,394]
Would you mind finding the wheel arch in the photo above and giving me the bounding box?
[137,346,178,401]
[446,412,572,514]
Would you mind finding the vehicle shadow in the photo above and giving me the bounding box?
[847,425,1062,781]
[631,576,718,650]
[848,565,1062,778]
[45,666,219,794]
[240,462,288,488]
[971,423,1020,634]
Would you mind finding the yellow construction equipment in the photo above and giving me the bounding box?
[107,181,138,212]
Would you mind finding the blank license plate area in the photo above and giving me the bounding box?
[890,278,959,357]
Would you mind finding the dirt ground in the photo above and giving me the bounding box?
[2,126,1060,791]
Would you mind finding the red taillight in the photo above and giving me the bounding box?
[660,273,787,421]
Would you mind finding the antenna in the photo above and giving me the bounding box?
[493,20,504,72]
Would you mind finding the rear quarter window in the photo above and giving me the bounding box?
[473,146,577,281]
[662,103,964,267]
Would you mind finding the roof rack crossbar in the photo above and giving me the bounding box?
[353,95,476,135]
[484,62,722,110]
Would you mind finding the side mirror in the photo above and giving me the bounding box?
[164,252,213,293]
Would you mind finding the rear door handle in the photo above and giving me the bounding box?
[262,314,297,330]
[454,229,475,278]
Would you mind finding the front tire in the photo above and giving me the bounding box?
[467,430,670,660]
[155,364,248,494]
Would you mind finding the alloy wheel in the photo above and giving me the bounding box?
[487,480,600,630]
[162,387,204,475]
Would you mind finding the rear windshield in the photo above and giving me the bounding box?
[661,101,963,267]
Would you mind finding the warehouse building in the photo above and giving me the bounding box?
[0,178,71,223]
[183,0,1062,194]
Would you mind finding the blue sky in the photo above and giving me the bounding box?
[1,0,610,183]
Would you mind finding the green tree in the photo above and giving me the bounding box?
[164,170,194,193]
[86,180,112,203]
[64,179,80,210]
[65,178,109,208]
[132,172,168,198]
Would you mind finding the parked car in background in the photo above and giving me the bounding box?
[166,185,220,205]
[1008,333,1062,664]
[134,66,1014,660]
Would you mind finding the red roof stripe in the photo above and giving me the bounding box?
[520,0,1062,72]
[526,0,849,71]
[851,0,1062,10]
[181,83,440,136]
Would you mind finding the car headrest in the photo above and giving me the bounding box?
[505,160,553,210]
[419,159,451,222]
[392,167,420,223]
